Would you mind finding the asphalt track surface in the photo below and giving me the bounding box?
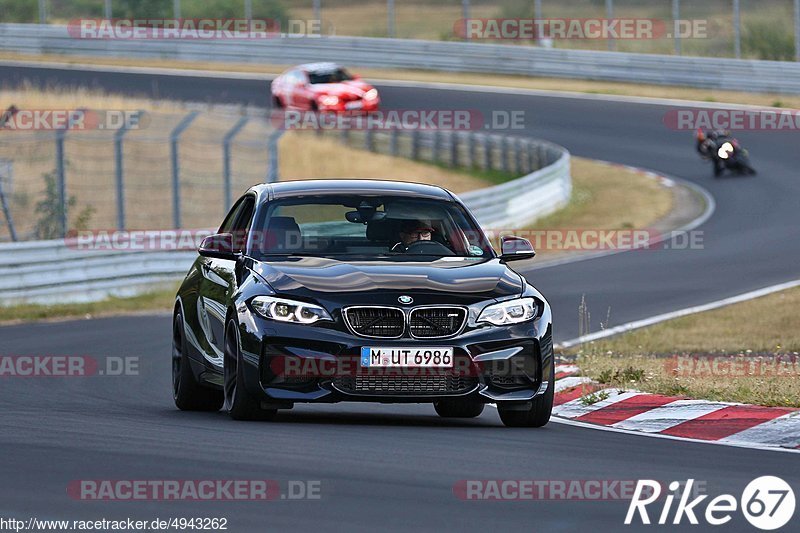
[1,64,799,532]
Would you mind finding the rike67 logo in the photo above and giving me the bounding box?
[626,477,795,530]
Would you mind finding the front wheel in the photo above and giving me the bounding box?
[498,362,554,428]
[172,312,223,412]
[224,320,277,421]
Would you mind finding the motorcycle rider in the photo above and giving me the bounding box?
[696,128,731,176]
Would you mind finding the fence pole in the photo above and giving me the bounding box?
[411,130,420,160]
[313,0,321,25]
[467,132,476,168]
[365,127,375,151]
[38,0,47,24]
[449,132,458,167]
[173,0,181,19]
[244,0,252,20]
[387,0,395,38]
[462,0,470,40]
[483,136,492,170]
[113,111,140,231]
[104,0,112,19]
[223,117,249,212]
[266,130,285,183]
[672,0,681,55]
[170,111,198,230]
[733,0,741,59]
[795,0,800,61]
[606,0,615,51]
[55,128,67,238]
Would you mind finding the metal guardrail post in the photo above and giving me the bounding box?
[411,130,420,160]
[528,140,538,172]
[113,111,141,230]
[0,168,17,242]
[266,130,285,183]
[515,137,524,175]
[340,127,350,145]
[448,132,457,167]
[389,128,399,156]
[467,133,476,168]
[483,135,492,170]
[500,136,510,173]
[223,117,248,211]
[432,131,440,162]
[55,127,67,238]
[170,111,199,230]
[365,127,375,151]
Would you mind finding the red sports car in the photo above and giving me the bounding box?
[270,63,380,112]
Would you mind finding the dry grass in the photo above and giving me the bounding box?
[571,286,800,407]
[1,51,797,109]
[529,157,674,260]
[279,131,488,193]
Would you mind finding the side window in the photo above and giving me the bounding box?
[218,197,246,234]
[231,196,255,254]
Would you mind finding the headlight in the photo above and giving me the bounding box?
[718,142,733,160]
[319,95,339,107]
[364,88,378,100]
[251,296,332,324]
[477,297,538,326]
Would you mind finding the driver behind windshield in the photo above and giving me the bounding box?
[392,219,435,252]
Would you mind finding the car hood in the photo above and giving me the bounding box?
[308,80,373,97]
[251,256,523,306]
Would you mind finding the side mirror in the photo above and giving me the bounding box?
[198,233,239,260]
[499,235,536,262]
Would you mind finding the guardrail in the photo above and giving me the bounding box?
[2,23,800,94]
[0,130,571,306]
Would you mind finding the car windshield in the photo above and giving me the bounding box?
[250,194,493,260]
[308,68,353,84]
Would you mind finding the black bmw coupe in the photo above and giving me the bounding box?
[172,180,554,427]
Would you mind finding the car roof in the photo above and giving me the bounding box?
[250,179,454,201]
[296,62,343,74]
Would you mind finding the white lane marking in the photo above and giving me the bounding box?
[557,278,800,349]
[552,388,640,419]
[549,416,800,454]
[554,376,593,393]
[611,399,732,434]
[720,411,800,448]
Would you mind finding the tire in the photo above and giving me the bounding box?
[434,398,485,419]
[713,161,723,177]
[224,320,277,421]
[172,312,223,412]
[498,361,554,428]
[272,95,283,109]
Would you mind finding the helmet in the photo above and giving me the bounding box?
[695,128,706,142]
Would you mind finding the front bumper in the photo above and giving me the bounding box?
[238,316,553,405]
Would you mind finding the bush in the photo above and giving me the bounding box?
[743,21,795,61]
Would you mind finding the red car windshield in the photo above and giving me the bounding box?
[308,68,354,85]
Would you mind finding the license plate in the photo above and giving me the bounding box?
[360,347,454,368]
[345,100,364,110]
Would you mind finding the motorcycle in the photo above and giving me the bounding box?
[698,133,757,177]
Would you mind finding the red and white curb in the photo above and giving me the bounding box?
[551,365,800,452]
